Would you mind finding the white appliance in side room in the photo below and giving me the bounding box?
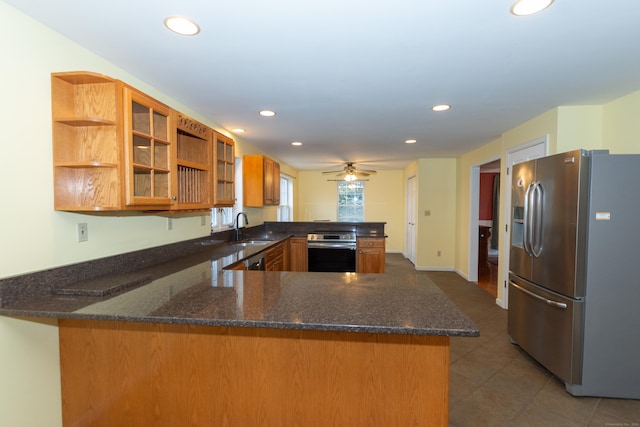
[508,149,640,398]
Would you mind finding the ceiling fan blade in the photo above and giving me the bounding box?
[321,170,343,175]
[357,169,377,174]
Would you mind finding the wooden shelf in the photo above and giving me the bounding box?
[54,117,116,126]
[55,162,118,168]
[52,71,114,85]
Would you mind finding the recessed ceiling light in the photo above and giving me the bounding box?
[432,104,451,112]
[163,16,200,36]
[291,141,302,146]
[510,0,554,16]
[259,110,276,117]
[405,139,417,144]
[231,128,245,134]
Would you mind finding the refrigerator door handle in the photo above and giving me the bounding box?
[531,182,544,258]
[511,282,568,309]
[523,182,535,256]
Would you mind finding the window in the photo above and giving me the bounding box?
[277,174,293,221]
[211,207,234,230]
[337,181,364,222]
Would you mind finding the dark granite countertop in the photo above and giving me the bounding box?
[0,234,478,337]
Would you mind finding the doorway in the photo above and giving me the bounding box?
[477,160,501,298]
[468,136,547,307]
[469,159,501,296]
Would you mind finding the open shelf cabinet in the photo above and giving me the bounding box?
[51,72,123,210]
[175,113,212,210]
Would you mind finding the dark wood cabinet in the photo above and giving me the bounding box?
[478,226,491,276]
[289,237,308,272]
[356,238,385,273]
[243,155,280,207]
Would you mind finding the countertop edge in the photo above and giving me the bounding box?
[1,309,480,337]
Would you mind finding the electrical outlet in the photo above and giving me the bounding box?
[77,223,88,242]
[425,210,431,216]
[437,250,441,257]
[201,216,206,226]
[167,218,173,231]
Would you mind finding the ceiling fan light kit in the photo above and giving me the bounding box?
[322,162,378,182]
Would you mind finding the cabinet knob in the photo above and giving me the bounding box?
[172,196,177,201]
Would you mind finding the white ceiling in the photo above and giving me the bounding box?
[7,0,640,171]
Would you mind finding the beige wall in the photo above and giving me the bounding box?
[455,98,640,307]
[602,90,640,154]
[296,170,405,252]
[416,159,457,269]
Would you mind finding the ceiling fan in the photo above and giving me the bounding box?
[321,162,378,181]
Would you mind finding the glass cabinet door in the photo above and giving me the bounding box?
[124,88,173,206]
[214,132,235,206]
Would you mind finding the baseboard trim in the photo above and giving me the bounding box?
[415,266,456,272]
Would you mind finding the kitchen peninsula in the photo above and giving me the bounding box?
[0,225,478,427]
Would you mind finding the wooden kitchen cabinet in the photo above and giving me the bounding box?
[289,237,308,272]
[174,113,212,210]
[51,71,219,212]
[213,131,235,207]
[51,72,123,210]
[243,155,280,207]
[357,237,386,273]
[123,87,173,207]
[225,261,247,271]
[265,242,284,271]
[282,237,291,271]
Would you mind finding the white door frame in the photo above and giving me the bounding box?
[405,175,417,264]
[499,136,548,308]
[467,157,500,283]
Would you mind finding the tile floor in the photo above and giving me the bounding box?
[423,269,640,426]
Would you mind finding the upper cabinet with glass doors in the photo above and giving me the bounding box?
[51,71,227,212]
[123,87,173,208]
[213,131,235,207]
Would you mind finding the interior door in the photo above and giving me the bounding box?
[406,175,417,264]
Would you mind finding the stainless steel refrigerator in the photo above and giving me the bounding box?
[508,149,640,398]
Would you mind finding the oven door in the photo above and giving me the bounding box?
[308,243,356,272]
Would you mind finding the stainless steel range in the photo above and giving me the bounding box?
[307,231,356,272]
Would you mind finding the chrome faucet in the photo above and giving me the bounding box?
[235,212,248,241]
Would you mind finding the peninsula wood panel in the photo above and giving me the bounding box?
[59,319,449,427]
